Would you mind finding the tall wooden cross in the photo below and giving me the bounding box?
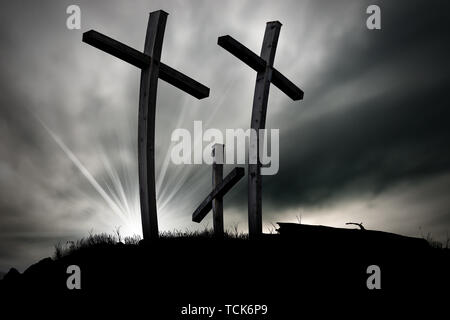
[218,21,304,238]
[82,10,210,240]
[192,144,245,238]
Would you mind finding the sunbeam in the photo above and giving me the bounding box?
[156,97,189,202]
[30,80,234,237]
[33,114,141,236]
[157,81,236,214]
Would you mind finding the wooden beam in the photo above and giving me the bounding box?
[192,167,245,223]
[218,35,303,101]
[159,63,209,99]
[83,30,210,100]
[218,35,266,72]
[212,144,224,238]
[83,30,150,69]
[138,10,168,240]
[218,22,304,238]
[272,68,304,101]
[247,22,281,238]
[83,10,211,241]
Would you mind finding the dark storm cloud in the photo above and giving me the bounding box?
[260,0,450,208]
[221,0,450,238]
[0,0,449,271]
[264,80,450,208]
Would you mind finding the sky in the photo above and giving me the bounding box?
[0,0,449,272]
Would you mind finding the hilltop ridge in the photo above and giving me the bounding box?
[1,224,449,315]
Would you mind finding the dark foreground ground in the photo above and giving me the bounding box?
[1,224,449,317]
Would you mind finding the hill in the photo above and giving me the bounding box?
[0,223,449,316]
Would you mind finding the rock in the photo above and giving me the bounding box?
[275,222,430,251]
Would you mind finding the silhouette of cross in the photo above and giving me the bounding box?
[192,144,245,238]
[83,10,210,240]
[218,21,304,238]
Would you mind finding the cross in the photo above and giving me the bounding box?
[218,21,304,238]
[192,144,245,238]
[82,10,210,240]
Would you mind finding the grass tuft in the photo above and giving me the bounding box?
[53,226,248,259]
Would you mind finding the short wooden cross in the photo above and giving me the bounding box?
[192,144,245,238]
[83,10,210,240]
[218,21,304,238]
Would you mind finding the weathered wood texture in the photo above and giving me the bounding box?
[82,10,210,240]
[212,144,224,238]
[83,31,209,99]
[218,21,304,238]
[218,35,303,100]
[192,167,245,224]
[248,21,281,238]
[137,10,167,240]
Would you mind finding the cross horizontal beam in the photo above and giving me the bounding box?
[159,63,209,99]
[218,35,265,72]
[218,35,304,101]
[83,30,210,99]
[192,167,245,223]
[83,30,149,68]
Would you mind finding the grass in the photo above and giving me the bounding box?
[419,227,450,249]
[53,231,141,259]
[53,226,248,260]
[160,223,247,240]
[54,225,449,259]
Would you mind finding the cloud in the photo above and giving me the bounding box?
[0,0,449,271]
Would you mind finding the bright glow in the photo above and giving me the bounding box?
[34,114,141,237]
[31,81,236,237]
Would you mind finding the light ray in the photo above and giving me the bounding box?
[33,114,138,234]
[158,81,235,213]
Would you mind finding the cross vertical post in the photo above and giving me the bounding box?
[192,147,244,237]
[248,22,281,238]
[218,21,304,239]
[138,11,167,240]
[212,144,224,238]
